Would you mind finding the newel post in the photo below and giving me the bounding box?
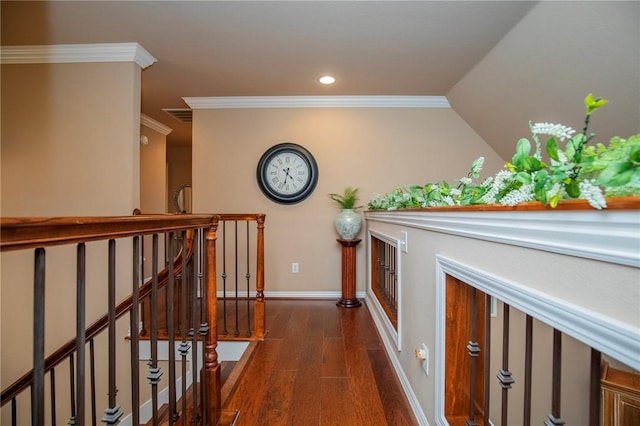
[204,219,221,424]
[254,214,266,339]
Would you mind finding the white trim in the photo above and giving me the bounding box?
[368,229,402,351]
[433,256,640,424]
[217,290,366,299]
[183,95,450,109]
[366,297,429,425]
[141,114,173,135]
[365,209,640,267]
[0,43,157,69]
[434,260,449,426]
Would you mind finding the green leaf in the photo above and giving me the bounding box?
[514,172,532,184]
[564,180,580,198]
[585,93,609,116]
[522,156,544,172]
[546,137,559,161]
[630,145,640,165]
[598,162,634,187]
[549,191,561,208]
[516,138,531,156]
[565,141,576,162]
[535,185,548,205]
[511,153,526,169]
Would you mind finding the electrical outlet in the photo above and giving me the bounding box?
[417,343,429,376]
[291,262,299,273]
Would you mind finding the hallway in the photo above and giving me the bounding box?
[222,299,417,425]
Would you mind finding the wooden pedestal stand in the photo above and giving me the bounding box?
[336,238,362,308]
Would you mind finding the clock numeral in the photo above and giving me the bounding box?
[277,158,283,165]
[285,156,290,163]
[296,177,304,183]
[270,171,277,176]
[271,177,279,184]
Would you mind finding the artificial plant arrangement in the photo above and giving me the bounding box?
[368,94,640,211]
[330,187,363,240]
[329,187,362,210]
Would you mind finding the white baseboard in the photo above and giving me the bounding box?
[217,290,366,299]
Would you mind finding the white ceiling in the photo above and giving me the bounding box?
[1,1,538,146]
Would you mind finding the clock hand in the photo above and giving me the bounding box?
[283,167,292,184]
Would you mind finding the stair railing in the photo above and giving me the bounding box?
[0,214,221,425]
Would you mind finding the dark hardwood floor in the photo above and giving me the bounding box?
[221,299,417,426]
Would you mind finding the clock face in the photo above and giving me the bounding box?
[257,143,318,204]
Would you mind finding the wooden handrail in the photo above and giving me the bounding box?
[0,214,218,251]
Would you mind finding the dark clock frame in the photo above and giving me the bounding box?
[256,142,319,204]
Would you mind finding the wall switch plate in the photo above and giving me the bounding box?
[400,231,408,253]
[291,262,299,273]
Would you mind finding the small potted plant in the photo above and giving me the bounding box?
[329,187,363,240]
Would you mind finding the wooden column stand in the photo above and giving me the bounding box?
[336,238,362,308]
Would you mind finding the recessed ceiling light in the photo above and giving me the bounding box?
[319,75,336,85]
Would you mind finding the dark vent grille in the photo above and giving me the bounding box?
[163,108,192,123]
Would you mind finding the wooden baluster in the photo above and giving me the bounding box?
[255,215,266,339]
[89,339,96,426]
[49,368,57,426]
[148,234,162,422]
[204,220,221,424]
[68,353,76,424]
[130,236,140,426]
[179,230,189,424]
[524,314,533,426]
[483,295,491,426]
[544,329,565,425]
[102,239,123,425]
[589,349,601,426]
[221,221,229,335]
[75,243,86,426]
[497,304,515,425]
[465,287,479,426]
[190,229,200,424]
[11,397,17,426]
[167,232,178,423]
[33,247,46,426]
[245,221,252,337]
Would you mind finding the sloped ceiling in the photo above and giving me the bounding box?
[2,1,638,160]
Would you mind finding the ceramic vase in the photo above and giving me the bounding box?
[334,209,362,240]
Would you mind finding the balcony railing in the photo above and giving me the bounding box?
[0,214,234,425]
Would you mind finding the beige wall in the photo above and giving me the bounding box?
[192,106,505,295]
[1,62,141,216]
[140,125,167,214]
[448,1,640,160]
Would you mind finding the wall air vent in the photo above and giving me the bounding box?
[163,108,192,123]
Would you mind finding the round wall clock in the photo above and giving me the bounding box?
[256,143,319,204]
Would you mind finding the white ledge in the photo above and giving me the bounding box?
[365,209,640,267]
[183,95,450,109]
[0,43,157,69]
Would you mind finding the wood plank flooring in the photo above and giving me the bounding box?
[222,299,417,425]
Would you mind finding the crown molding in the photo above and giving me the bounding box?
[0,43,157,69]
[141,114,173,135]
[183,96,450,109]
